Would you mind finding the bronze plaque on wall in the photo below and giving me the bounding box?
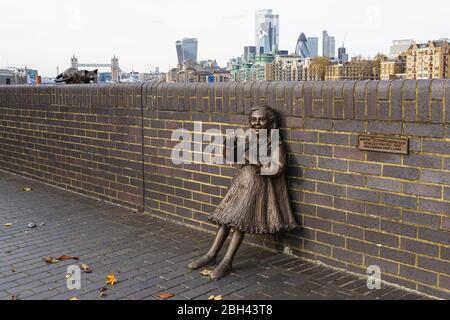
[358,135,409,155]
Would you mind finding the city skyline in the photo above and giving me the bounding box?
[1,0,448,76]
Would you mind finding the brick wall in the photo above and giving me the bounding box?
[0,84,145,210]
[0,80,449,298]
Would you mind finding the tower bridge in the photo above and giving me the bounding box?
[70,55,120,83]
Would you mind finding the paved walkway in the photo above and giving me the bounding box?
[0,170,431,300]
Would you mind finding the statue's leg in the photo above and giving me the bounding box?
[210,228,245,280]
[188,225,230,270]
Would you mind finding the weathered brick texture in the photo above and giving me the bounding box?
[0,80,449,298]
[0,84,144,210]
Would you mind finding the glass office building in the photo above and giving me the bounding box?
[244,46,257,63]
[176,41,184,65]
[322,30,336,58]
[295,33,311,59]
[338,46,349,63]
[307,37,318,58]
[181,38,198,62]
[255,9,279,55]
[175,38,199,64]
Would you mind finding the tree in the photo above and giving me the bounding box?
[308,57,330,81]
[372,53,388,80]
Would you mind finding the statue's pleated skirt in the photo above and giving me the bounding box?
[208,165,299,234]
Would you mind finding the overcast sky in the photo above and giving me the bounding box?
[1,0,448,76]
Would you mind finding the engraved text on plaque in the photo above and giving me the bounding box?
[358,135,409,155]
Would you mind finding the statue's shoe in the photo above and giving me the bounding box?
[210,262,232,280]
[188,255,216,270]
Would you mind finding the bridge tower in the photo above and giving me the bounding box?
[111,55,120,83]
[71,55,79,69]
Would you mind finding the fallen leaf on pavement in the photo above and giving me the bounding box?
[200,269,213,277]
[105,274,117,286]
[208,295,224,301]
[57,255,79,261]
[69,297,79,301]
[80,263,92,273]
[4,223,12,227]
[156,292,176,299]
[21,188,32,192]
[43,257,59,264]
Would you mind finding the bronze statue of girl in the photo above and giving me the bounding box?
[188,105,298,279]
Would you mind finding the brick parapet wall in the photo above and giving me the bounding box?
[0,80,449,298]
[0,83,145,210]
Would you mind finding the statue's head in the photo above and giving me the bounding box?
[84,69,98,82]
[249,106,279,133]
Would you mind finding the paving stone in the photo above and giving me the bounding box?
[0,171,430,300]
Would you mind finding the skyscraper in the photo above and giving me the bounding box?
[338,46,349,63]
[322,30,336,58]
[181,38,198,62]
[322,31,329,57]
[255,9,279,55]
[175,38,199,64]
[176,41,184,65]
[244,46,257,63]
[307,37,319,58]
[329,36,336,59]
[295,33,310,59]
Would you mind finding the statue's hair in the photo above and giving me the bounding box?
[249,105,280,129]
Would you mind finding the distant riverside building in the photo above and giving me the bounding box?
[168,59,229,83]
[255,9,279,55]
[307,37,319,58]
[230,53,319,82]
[0,68,28,85]
[268,55,306,81]
[230,54,274,81]
[255,54,275,65]
[139,69,166,82]
[390,39,413,58]
[406,40,450,79]
[322,30,336,58]
[0,69,16,85]
[338,46,349,63]
[325,60,374,81]
[295,33,310,59]
[380,56,406,80]
[175,38,199,64]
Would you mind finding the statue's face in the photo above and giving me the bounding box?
[250,109,270,133]
[87,70,98,81]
